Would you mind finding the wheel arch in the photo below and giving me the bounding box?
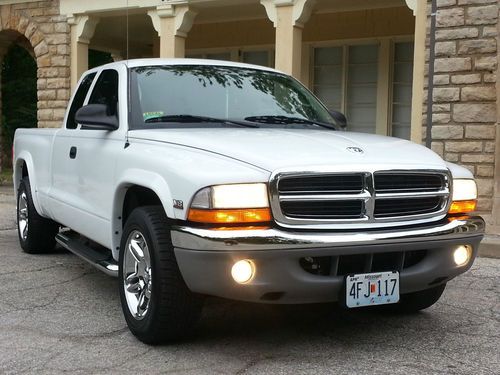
[111,170,175,260]
[13,152,43,215]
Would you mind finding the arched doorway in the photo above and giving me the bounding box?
[0,29,38,176]
[0,6,71,178]
[0,41,37,173]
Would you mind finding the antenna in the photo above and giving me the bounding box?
[126,0,129,61]
[125,0,130,146]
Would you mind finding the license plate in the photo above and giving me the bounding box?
[346,271,400,308]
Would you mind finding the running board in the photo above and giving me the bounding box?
[55,232,119,277]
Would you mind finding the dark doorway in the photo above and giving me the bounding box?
[1,44,37,171]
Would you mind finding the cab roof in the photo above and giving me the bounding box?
[90,58,283,75]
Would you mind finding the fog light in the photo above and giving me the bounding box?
[453,245,472,266]
[231,260,255,284]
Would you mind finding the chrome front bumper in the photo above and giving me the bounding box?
[171,216,484,304]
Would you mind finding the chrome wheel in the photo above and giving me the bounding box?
[123,230,152,320]
[18,191,29,241]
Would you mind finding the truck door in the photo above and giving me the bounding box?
[51,68,124,248]
[50,72,96,227]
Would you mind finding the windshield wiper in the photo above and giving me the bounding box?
[145,114,259,128]
[244,115,336,130]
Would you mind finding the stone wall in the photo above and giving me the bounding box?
[427,0,498,229]
[0,0,70,129]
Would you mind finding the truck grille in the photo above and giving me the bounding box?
[280,200,363,219]
[374,196,442,218]
[278,174,364,194]
[374,173,444,193]
[270,170,450,227]
[299,250,427,277]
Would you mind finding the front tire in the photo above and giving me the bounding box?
[17,176,59,253]
[119,206,203,344]
[394,284,446,313]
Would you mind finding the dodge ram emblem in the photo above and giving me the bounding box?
[346,146,364,154]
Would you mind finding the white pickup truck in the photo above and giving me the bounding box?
[14,59,484,344]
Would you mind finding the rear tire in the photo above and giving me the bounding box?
[393,284,446,313]
[17,176,59,253]
[119,206,204,344]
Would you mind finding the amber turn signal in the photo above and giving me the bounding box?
[188,208,272,224]
[448,200,477,214]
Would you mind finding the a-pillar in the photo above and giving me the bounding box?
[68,14,99,91]
[261,0,314,79]
[148,2,197,58]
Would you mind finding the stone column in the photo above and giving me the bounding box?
[68,15,99,90]
[428,1,498,231]
[261,0,314,79]
[148,2,197,58]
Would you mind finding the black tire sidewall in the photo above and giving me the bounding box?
[118,209,161,337]
[17,179,29,249]
[16,177,58,253]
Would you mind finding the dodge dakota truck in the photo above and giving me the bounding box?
[13,59,484,344]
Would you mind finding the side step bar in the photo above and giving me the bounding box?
[55,232,119,277]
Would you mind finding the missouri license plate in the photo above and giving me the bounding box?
[346,271,400,308]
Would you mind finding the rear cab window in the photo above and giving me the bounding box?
[66,73,96,129]
[88,69,119,119]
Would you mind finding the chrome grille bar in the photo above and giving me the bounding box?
[269,169,452,229]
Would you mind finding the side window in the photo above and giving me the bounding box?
[66,73,96,129]
[89,69,119,117]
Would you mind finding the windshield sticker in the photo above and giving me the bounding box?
[143,111,164,121]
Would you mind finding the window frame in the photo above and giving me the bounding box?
[186,45,276,68]
[71,67,121,131]
[65,72,97,129]
[308,36,414,138]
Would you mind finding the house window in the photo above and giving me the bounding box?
[346,45,379,134]
[242,50,274,68]
[313,41,414,138]
[391,42,414,140]
[313,44,379,134]
[187,49,274,68]
[186,52,232,61]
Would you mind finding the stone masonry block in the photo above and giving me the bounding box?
[437,8,464,27]
[433,87,460,102]
[476,165,494,177]
[436,27,479,40]
[435,41,456,56]
[450,73,481,84]
[434,74,450,85]
[458,39,496,54]
[475,56,497,71]
[431,125,464,139]
[445,141,483,152]
[453,103,496,122]
[461,86,496,101]
[435,57,472,72]
[464,124,496,139]
[461,154,494,163]
[466,5,498,25]
[432,113,451,123]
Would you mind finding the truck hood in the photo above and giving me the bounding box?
[128,128,447,172]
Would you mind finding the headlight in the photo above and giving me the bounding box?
[452,179,477,201]
[189,183,271,224]
[449,179,477,214]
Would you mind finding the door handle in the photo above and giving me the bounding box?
[69,146,77,159]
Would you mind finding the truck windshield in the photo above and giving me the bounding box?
[129,65,337,130]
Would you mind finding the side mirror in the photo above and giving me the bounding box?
[330,110,347,130]
[75,104,119,130]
